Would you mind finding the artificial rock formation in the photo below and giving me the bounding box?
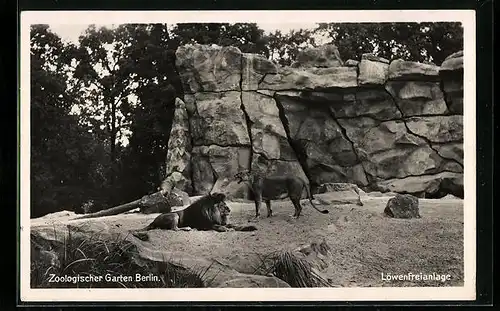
[166,44,464,198]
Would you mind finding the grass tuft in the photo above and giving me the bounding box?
[30,227,213,288]
[259,250,331,288]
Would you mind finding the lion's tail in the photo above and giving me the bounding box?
[305,184,329,214]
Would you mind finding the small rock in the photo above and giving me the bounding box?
[314,183,363,206]
[384,194,421,219]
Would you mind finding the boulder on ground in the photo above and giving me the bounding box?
[139,188,189,214]
[314,183,363,206]
[138,192,171,214]
[384,194,421,219]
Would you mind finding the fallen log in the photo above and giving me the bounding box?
[74,198,144,220]
[74,189,187,220]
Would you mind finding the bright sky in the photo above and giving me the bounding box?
[30,9,470,45]
[48,23,321,44]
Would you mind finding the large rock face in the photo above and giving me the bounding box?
[173,44,464,198]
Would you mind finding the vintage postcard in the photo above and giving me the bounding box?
[20,10,476,302]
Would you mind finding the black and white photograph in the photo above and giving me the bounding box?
[20,10,476,302]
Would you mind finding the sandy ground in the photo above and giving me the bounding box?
[110,194,465,288]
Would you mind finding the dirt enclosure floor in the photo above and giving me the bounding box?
[128,194,464,287]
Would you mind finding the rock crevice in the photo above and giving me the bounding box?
[240,56,254,173]
[273,95,315,188]
[327,102,373,185]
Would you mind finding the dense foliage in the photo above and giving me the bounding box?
[29,22,463,217]
[314,22,463,65]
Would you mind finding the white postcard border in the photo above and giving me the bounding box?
[20,9,477,302]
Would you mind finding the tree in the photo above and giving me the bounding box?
[117,24,180,202]
[30,25,107,217]
[71,25,145,203]
[171,23,268,55]
[314,22,463,64]
[264,29,317,66]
